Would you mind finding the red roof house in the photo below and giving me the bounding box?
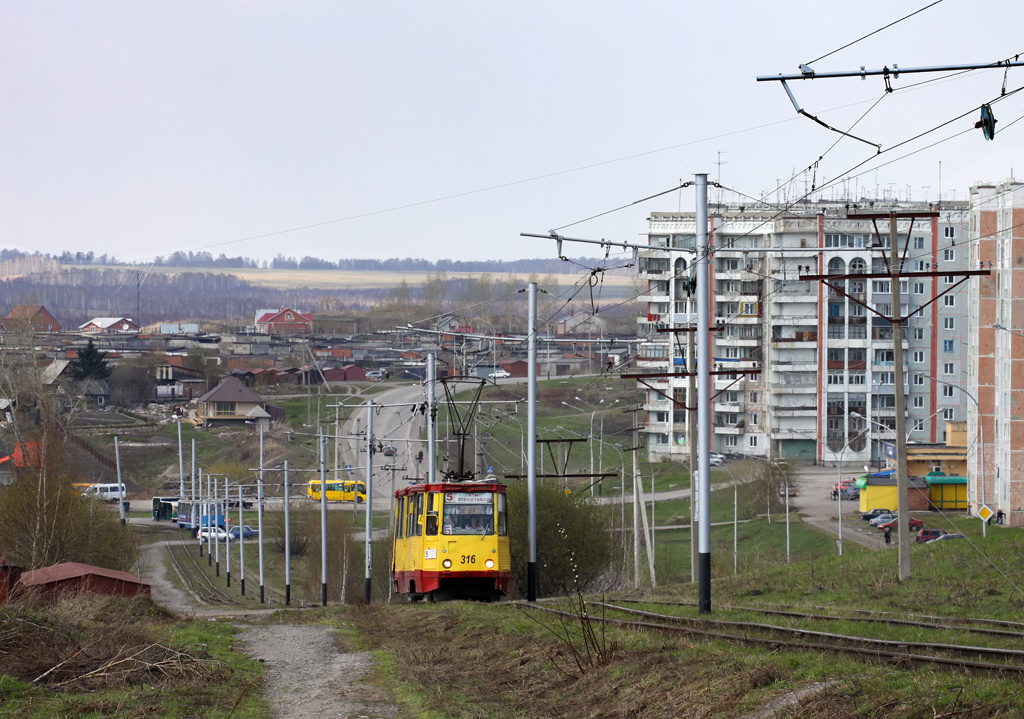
[3,305,62,333]
[254,308,313,335]
[18,562,150,600]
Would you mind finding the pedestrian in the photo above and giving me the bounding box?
[884,527,892,545]
[831,487,838,501]
[997,509,1005,525]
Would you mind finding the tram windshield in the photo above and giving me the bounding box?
[441,491,494,535]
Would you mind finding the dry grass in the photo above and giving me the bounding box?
[351,600,1024,719]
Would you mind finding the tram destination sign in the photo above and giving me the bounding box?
[444,492,492,504]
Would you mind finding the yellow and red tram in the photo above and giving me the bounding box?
[392,479,510,601]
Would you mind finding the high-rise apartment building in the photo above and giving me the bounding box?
[969,179,1024,526]
[637,199,969,467]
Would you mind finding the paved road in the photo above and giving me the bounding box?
[790,464,887,552]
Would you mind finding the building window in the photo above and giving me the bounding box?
[849,372,865,385]
[944,317,955,330]
[944,275,955,284]
[914,236,925,249]
[872,280,891,293]
[943,385,955,397]
[828,372,845,385]
[944,295,955,307]
[654,411,669,423]
[913,374,924,385]
[944,362,954,375]
[877,372,894,384]
[749,392,759,403]
[724,435,738,448]
[943,249,955,262]
[748,436,758,448]
[740,302,757,316]
[944,226,956,239]
[913,282,925,294]
[913,350,924,363]
[913,328,924,340]
[749,413,759,426]
[655,433,669,445]
[943,408,954,420]
[913,396,924,408]
[943,339,955,352]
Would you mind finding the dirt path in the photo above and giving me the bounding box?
[139,537,399,718]
[241,625,398,719]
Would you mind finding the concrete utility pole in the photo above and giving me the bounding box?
[695,172,712,614]
[365,400,374,604]
[527,283,538,602]
[889,214,912,581]
[319,432,328,607]
[688,329,698,583]
[801,210,989,582]
[283,461,291,605]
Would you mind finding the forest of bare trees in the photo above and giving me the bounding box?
[0,251,637,333]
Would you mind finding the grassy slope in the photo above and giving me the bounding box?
[352,529,1024,718]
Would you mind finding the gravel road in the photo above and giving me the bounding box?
[140,538,399,718]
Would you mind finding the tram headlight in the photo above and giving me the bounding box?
[442,558,452,569]
[484,559,494,569]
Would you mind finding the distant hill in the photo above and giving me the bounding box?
[9,248,616,275]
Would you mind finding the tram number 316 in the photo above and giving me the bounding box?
[460,555,477,565]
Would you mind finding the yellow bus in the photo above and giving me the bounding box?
[307,479,366,503]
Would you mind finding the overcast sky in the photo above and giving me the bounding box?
[2,1,1022,264]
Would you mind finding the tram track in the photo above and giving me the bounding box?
[515,600,1024,674]
[165,532,238,606]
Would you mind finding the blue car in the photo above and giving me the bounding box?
[229,525,259,540]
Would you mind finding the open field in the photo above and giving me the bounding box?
[81,263,639,297]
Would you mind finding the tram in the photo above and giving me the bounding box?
[175,501,226,530]
[391,478,510,602]
[307,479,366,503]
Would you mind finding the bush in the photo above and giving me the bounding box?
[505,479,614,599]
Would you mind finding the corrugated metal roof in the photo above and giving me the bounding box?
[19,562,148,587]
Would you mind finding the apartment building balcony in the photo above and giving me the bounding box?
[639,294,671,304]
[718,337,761,347]
[769,381,816,394]
[713,424,744,435]
[773,292,817,303]
[773,404,818,417]
[713,401,741,413]
[714,376,744,391]
[672,312,698,325]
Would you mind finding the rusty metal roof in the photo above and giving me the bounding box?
[19,562,148,587]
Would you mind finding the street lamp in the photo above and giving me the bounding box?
[787,428,866,555]
[562,399,608,497]
[921,374,987,537]
[718,465,740,575]
[571,397,619,495]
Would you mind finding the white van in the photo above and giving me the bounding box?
[82,483,126,503]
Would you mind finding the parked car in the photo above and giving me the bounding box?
[916,528,948,543]
[779,485,798,497]
[488,369,511,379]
[197,527,228,541]
[710,452,725,463]
[838,487,859,501]
[927,533,966,543]
[366,370,384,381]
[382,445,397,457]
[877,517,924,532]
[863,508,893,521]
[709,455,725,466]
[229,525,259,540]
[869,513,899,527]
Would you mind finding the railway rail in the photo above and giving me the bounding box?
[161,529,288,606]
[515,600,1024,674]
